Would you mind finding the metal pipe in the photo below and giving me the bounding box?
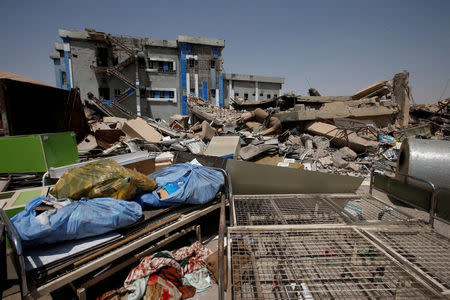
[218,193,226,300]
[135,55,141,116]
[397,138,450,189]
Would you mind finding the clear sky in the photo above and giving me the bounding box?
[1,0,449,104]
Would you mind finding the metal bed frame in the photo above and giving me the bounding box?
[223,191,450,299]
[1,169,232,299]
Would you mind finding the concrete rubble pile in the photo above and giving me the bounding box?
[72,70,448,179]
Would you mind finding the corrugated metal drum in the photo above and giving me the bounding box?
[397,138,450,188]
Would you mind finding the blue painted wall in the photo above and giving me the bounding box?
[62,37,71,90]
[179,43,192,114]
[202,81,208,101]
[219,75,223,107]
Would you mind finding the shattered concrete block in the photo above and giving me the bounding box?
[305,139,314,150]
[332,154,349,168]
[199,121,216,141]
[307,122,379,152]
[347,162,361,172]
[312,136,330,150]
[239,144,278,161]
[169,114,189,129]
[204,136,241,158]
[352,80,388,100]
[336,146,357,160]
[318,156,333,166]
[122,117,163,143]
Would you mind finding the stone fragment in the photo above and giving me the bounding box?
[336,146,357,160]
[332,153,349,168]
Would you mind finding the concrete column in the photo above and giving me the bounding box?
[186,73,190,96]
[228,79,232,101]
[215,88,219,106]
[393,70,410,127]
[255,81,259,102]
[194,74,199,96]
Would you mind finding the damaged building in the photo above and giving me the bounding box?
[49,29,285,121]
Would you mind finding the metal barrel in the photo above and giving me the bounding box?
[397,138,450,188]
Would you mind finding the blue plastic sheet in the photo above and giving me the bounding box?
[11,197,142,248]
[135,163,224,208]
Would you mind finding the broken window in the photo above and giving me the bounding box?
[274,94,277,98]
[114,89,121,97]
[138,57,146,68]
[148,90,175,100]
[61,71,67,86]
[235,93,239,97]
[188,59,195,68]
[99,87,110,99]
[244,93,248,100]
[158,61,165,71]
[267,94,271,99]
[210,60,215,69]
[113,57,119,66]
[260,93,263,97]
[96,48,109,67]
[59,50,64,58]
[252,93,255,96]
[168,61,174,70]
[211,89,216,97]
[190,88,195,95]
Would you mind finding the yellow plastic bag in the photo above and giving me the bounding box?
[52,159,157,200]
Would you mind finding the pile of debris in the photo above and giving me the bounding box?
[73,70,448,179]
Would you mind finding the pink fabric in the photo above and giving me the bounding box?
[124,241,212,290]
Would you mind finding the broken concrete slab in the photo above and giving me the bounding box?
[331,153,349,168]
[318,156,333,166]
[180,138,207,154]
[121,117,163,143]
[393,123,432,141]
[169,114,189,130]
[312,136,330,150]
[335,146,357,160]
[352,80,389,100]
[347,162,361,172]
[274,98,398,126]
[204,136,241,158]
[307,122,379,152]
[296,96,353,103]
[198,121,216,141]
[239,143,278,161]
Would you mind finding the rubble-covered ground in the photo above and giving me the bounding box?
[74,70,449,180]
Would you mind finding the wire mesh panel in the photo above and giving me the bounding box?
[329,196,410,223]
[230,229,439,299]
[375,230,450,291]
[233,196,347,226]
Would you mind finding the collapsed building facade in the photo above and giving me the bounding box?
[49,29,284,121]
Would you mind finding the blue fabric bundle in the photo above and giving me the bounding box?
[11,197,142,248]
[135,163,224,208]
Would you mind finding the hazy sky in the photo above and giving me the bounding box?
[1,0,449,103]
